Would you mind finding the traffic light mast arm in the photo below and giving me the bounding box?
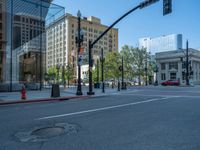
[90,0,160,48]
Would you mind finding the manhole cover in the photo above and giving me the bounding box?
[31,127,65,138]
[15,123,79,142]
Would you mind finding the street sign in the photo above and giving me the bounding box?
[80,47,84,55]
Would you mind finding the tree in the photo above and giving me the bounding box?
[132,47,147,85]
[120,45,152,85]
[63,64,74,87]
[47,67,57,83]
[120,45,136,80]
[104,51,121,82]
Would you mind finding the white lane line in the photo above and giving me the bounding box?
[122,93,200,98]
[36,97,171,120]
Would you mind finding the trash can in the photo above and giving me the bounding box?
[51,84,60,98]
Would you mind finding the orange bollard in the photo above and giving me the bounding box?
[21,86,27,100]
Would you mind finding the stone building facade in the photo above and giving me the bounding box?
[46,13,118,79]
[156,49,200,85]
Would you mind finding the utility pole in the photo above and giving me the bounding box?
[76,10,83,95]
[186,40,189,86]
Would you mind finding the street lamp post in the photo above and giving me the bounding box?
[67,65,70,88]
[186,40,189,86]
[145,51,148,86]
[155,65,158,85]
[76,10,83,95]
[100,48,105,93]
[121,56,126,90]
[97,59,100,88]
[62,65,65,86]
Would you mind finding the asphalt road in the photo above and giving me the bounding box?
[1,86,200,150]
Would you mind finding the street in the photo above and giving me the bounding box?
[1,86,200,150]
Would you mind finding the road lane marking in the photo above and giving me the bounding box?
[120,93,200,98]
[36,97,171,120]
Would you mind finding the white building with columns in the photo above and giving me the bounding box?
[155,49,200,85]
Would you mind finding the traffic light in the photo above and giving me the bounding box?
[163,0,172,15]
[119,66,122,71]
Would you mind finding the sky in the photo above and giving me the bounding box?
[53,0,200,50]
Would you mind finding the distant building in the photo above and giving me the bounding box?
[0,0,6,83]
[139,34,182,54]
[155,49,200,85]
[46,13,118,79]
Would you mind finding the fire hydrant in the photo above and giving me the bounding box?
[21,86,27,100]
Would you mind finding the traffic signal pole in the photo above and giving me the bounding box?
[87,0,167,95]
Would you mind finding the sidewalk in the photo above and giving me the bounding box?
[0,86,123,105]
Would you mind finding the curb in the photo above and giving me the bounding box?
[0,95,91,106]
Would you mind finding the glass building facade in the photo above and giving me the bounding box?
[139,34,183,54]
[0,0,64,91]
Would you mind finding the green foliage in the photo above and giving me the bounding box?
[104,51,121,80]
[64,64,74,82]
[47,66,57,81]
[46,65,74,84]
[120,45,155,85]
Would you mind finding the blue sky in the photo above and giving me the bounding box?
[53,0,200,50]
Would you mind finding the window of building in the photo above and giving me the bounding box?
[182,72,186,80]
[161,73,166,80]
[170,73,176,80]
[161,63,165,70]
[169,62,178,70]
[182,61,186,69]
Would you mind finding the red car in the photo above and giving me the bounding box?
[161,80,180,86]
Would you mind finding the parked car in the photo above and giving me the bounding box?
[161,80,180,86]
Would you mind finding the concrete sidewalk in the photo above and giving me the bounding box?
[0,86,123,105]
